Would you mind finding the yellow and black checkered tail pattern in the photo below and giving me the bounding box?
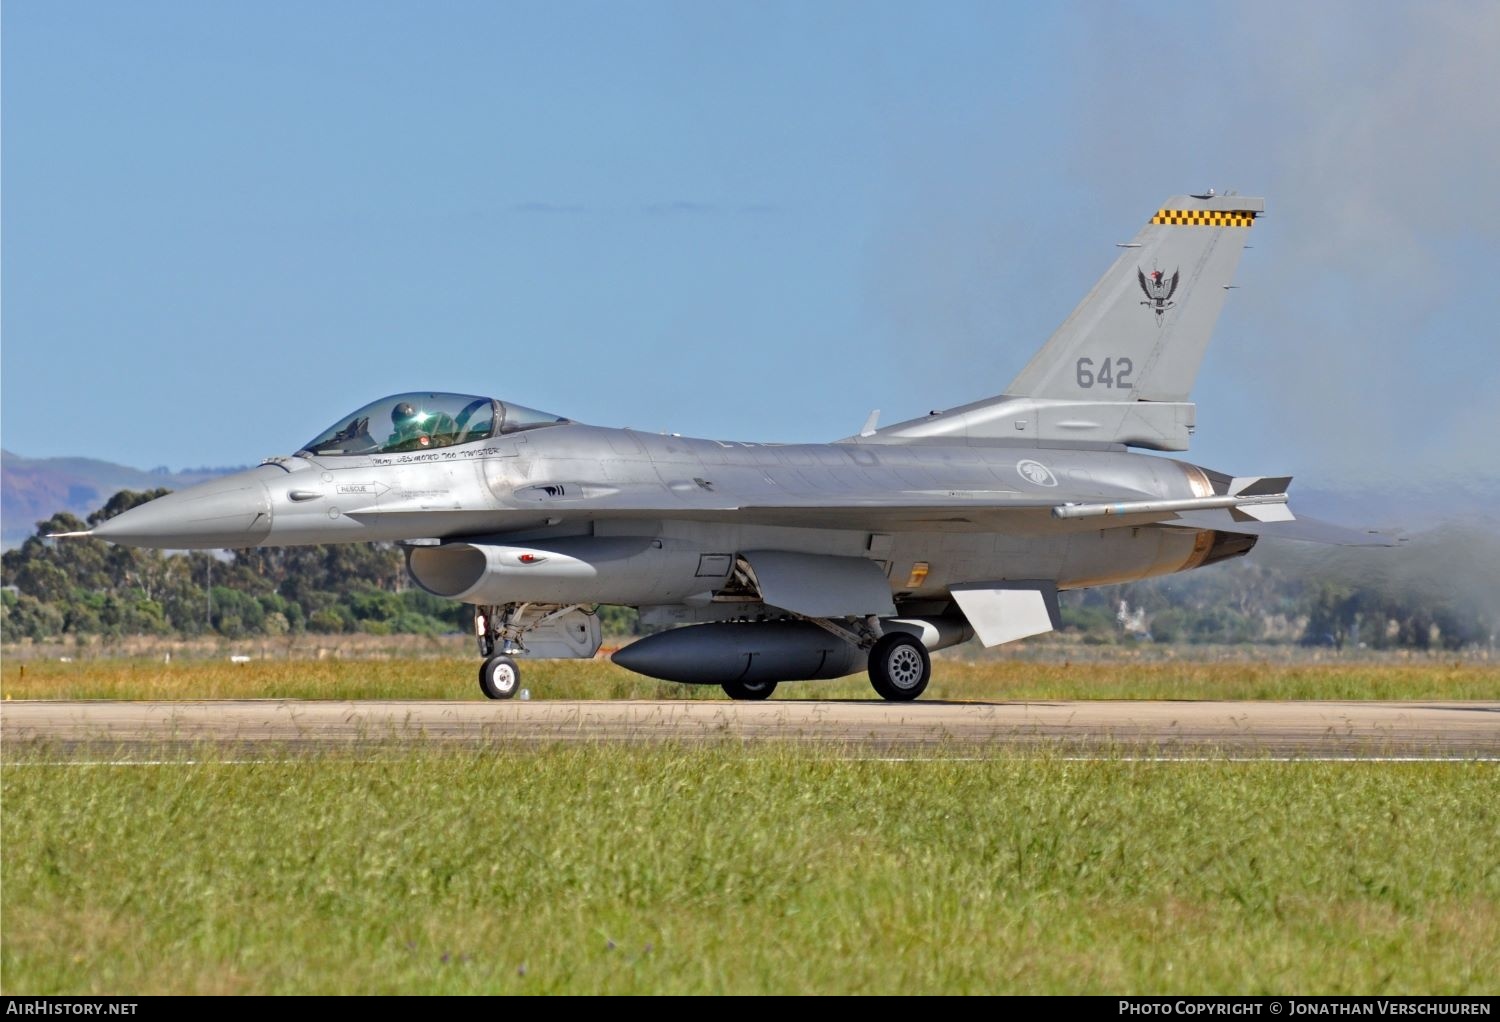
[1150,209,1257,228]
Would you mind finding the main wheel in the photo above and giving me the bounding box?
[479,654,521,700]
[722,677,777,701]
[867,633,931,701]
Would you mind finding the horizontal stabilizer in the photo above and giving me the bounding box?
[1230,476,1293,497]
[949,582,1061,648]
[1230,501,1295,523]
[1165,512,1403,547]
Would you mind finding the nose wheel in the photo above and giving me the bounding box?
[479,654,521,700]
[867,632,931,701]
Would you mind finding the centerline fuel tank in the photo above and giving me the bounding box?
[611,617,972,684]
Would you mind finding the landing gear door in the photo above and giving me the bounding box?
[517,607,602,659]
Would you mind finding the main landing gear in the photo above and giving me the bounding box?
[866,632,931,701]
[796,615,934,702]
[721,678,777,701]
[715,631,933,701]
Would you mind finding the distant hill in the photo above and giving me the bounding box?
[1,450,245,547]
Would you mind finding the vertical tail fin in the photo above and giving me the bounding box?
[868,192,1262,452]
[1008,193,1263,403]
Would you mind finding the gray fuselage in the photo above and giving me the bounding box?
[95,422,1243,615]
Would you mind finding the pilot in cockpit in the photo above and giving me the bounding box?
[388,401,459,450]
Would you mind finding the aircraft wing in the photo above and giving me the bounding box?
[717,482,1396,546]
[351,490,1165,539]
[713,505,1400,545]
[355,476,1395,544]
[683,502,1159,533]
[360,483,1314,535]
[528,486,1154,533]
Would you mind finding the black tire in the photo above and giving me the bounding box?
[867,633,931,701]
[479,654,521,700]
[722,677,777,701]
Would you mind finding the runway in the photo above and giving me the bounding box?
[4,699,1497,758]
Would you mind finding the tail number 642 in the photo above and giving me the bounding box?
[1076,357,1133,389]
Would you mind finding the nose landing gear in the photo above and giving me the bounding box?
[479,654,521,700]
[474,605,524,701]
[471,603,601,700]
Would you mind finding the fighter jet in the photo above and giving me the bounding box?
[61,192,1393,701]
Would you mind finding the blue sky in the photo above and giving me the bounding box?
[4,1,1497,485]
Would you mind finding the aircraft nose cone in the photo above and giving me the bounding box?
[90,474,273,549]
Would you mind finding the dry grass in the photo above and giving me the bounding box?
[2,654,1498,702]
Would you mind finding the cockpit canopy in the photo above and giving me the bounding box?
[301,392,570,456]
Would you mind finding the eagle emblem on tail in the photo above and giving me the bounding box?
[1138,267,1180,319]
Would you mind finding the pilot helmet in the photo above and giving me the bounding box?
[392,401,418,426]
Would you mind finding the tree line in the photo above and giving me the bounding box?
[2,490,462,641]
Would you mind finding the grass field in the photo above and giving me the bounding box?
[3,745,1496,994]
[4,656,1496,993]
[4,655,1499,702]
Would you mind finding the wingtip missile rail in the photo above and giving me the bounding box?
[1051,492,1290,521]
